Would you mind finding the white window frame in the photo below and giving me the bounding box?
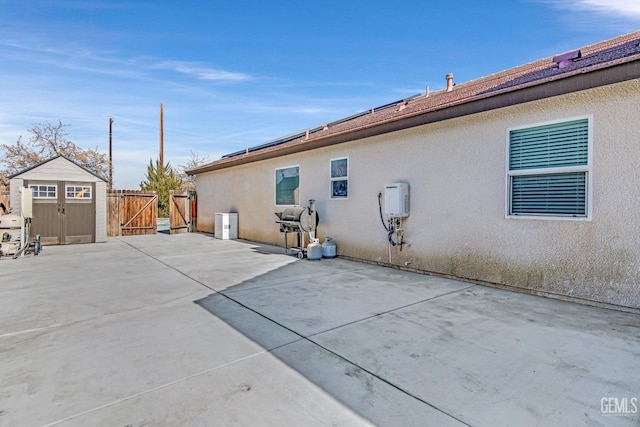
[330,157,348,200]
[505,116,593,221]
[65,185,92,199]
[275,165,300,206]
[29,184,57,199]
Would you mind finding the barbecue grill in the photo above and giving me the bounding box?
[275,199,318,258]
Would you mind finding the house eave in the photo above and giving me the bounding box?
[188,57,640,176]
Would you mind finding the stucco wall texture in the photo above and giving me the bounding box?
[196,80,640,311]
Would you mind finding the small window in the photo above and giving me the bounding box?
[66,185,92,199]
[330,157,348,199]
[275,166,299,205]
[30,184,57,199]
[507,117,591,219]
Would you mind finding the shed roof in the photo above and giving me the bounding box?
[188,31,640,175]
[9,155,107,182]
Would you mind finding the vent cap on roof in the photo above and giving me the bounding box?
[446,73,454,92]
[553,49,581,68]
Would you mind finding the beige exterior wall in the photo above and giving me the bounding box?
[10,157,108,243]
[196,79,640,310]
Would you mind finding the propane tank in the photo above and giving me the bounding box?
[307,239,322,260]
[322,237,337,258]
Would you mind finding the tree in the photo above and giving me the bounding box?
[178,150,210,192]
[139,159,183,217]
[0,171,8,189]
[0,120,108,186]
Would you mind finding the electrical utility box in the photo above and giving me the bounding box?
[384,183,409,218]
[215,212,238,240]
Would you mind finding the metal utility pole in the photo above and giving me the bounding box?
[109,116,113,191]
[159,102,164,166]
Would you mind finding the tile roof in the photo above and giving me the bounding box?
[189,31,640,175]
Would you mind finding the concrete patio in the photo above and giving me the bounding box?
[0,233,638,426]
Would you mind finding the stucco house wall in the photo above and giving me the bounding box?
[196,79,640,311]
[10,156,107,243]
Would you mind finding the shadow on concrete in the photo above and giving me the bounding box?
[193,271,463,427]
[193,251,640,427]
[191,251,475,427]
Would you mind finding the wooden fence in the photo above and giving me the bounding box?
[107,190,158,236]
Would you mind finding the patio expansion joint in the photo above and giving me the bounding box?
[40,350,270,427]
[219,265,381,295]
[0,290,207,340]
[122,239,477,427]
[306,283,478,339]
[213,284,477,427]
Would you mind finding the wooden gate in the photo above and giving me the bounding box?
[169,191,190,234]
[107,190,158,236]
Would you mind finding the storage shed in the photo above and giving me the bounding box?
[9,156,107,244]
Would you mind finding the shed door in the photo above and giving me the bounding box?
[63,182,95,244]
[26,181,95,245]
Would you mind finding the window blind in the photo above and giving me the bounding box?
[511,172,586,216]
[509,119,588,170]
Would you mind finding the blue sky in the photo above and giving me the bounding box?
[1,1,639,188]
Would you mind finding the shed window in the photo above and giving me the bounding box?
[66,185,92,199]
[330,157,348,199]
[507,117,590,218]
[30,185,57,199]
[275,166,299,205]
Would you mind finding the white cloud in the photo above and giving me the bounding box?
[0,39,251,84]
[575,0,640,18]
[543,0,640,19]
[151,60,251,82]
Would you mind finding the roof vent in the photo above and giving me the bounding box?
[553,49,581,68]
[446,73,454,92]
